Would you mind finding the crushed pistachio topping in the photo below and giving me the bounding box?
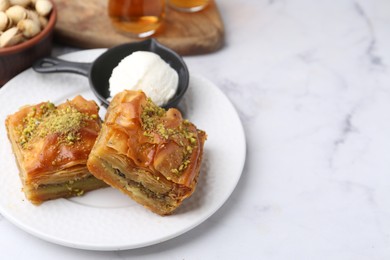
[140,98,165,132]
[140,98,198,176]
[18,101,96,148]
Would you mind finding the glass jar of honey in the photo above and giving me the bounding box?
[108,0,165,38]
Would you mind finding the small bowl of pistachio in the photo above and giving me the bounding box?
[0,0,56,86]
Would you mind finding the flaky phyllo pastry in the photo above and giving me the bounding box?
[5,96,107,204]
[87,90,207,215]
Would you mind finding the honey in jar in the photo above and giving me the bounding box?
[108,0,165,37]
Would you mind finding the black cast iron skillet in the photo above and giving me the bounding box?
[33,39,189,109]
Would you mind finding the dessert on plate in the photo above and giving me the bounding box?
[87,90,207,215]
[5,96,107,204]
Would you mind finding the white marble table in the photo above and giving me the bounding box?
[1,0,390,258]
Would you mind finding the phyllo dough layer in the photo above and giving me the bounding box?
[5,96,107,204]
[87,90,207,215]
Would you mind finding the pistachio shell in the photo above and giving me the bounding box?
[35,0,51,16]
[0,26,23,47]
[5,5,27,24]
[0,0,10,12]
[17,18,40,38]
[9,0,31,7]
[38,14,46,28]
[26,9,39,26]
[0,11,12,31]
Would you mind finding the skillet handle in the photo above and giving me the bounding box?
[33,57,91,76]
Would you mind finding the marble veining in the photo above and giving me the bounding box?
[353,1,384,68]
[328,106,360,168]
[219,78,261,121]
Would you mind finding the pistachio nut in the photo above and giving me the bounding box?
[0,0,10,12]
[26,9,39,27]
[0,11,12,31]
[0,26,23,47]
[38,14,46,28]
[5,5,27,24]
[17,18,40,38]
[9,0,31,7]
[35,0,51,16]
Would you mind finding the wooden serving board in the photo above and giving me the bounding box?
[52,0,224,55]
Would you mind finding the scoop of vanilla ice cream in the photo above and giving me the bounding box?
[109,51,179,106]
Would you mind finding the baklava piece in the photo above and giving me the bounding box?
[5,96,107,205]
[87,90,207,215]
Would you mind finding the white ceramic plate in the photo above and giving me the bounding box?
[0,50,246,251]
